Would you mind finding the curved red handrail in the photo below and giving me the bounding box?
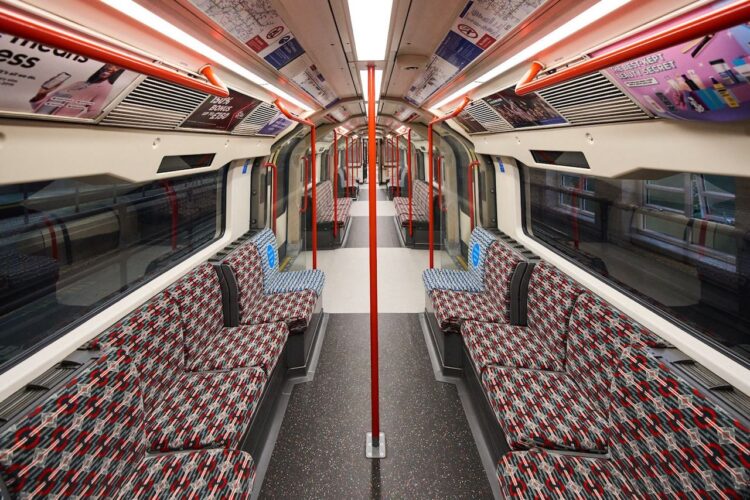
[275,99,317,269]
[516,0,750,95]
[427,97,470,268]
[0,4,229,97]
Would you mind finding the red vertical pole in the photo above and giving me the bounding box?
[345,134,350,197]
[468,160,479,232]
[427,124,434,268]
[367,64,380,448]
[437,156,442,211]
[333,130,338,239]
[407,129,413,237]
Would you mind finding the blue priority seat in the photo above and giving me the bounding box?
[422,227,498,293]
[249,228,325,296]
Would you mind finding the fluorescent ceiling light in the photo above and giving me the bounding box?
[100,0,313,112]
[348,0,393,61]
[360,69,383,102]
[433,0,631,109]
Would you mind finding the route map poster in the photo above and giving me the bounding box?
[0,33,137,120]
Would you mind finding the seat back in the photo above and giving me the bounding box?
[466,227,499,285]
[526,260,583,345]
[609,340,750,497]
[483,240,526,323]
[223,242,265,324]
[92,291,185,409]
[316,180,334,223]
[0,349,145,497]
[249,228,279,289]
[166,263,225,350]
[412,180,431,219]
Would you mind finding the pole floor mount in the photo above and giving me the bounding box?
[365,432,386,459]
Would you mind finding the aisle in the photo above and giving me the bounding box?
[258,184,493,498]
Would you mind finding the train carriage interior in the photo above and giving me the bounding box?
[1,0,750,498]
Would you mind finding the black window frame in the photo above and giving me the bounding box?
[519,164,750,370]
[0,166,228,375]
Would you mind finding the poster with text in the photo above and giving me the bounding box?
[257,113,292,136]
[484,88,566,128]
[181,89,261,131]
[0,33,138,120]
[603,22,750,122]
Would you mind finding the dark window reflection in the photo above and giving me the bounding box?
[523,166,749,364]
[0,170,225,372]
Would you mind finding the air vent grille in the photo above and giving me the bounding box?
[465,100,513,133]
[0,360,81,424]
[233,102,279,135]
[100,77,208,130]
[538,72,650,125]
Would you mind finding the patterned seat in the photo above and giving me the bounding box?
[0,349,256,498]
[166,263,288,373]
[463,260,582,371]
[429,239,526,332]
[422,227,498,293]
[394,180,432,225]
[248,228,325,296]
[497,337,750,498]
[316,180,351,225]
[92,292,272,452]
[223,243,318,332]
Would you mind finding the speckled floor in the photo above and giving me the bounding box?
[259,313,492,499]
[346,216,401,248]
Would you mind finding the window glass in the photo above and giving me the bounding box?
[522,166,749,365]
[0,169,225,372]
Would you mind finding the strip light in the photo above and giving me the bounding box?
[100,0,313,112]
[432,0,632,109]
[348,0,393,61]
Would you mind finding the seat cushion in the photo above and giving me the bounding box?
[498,448,635,498]
[123,449,255,499]
[422,268,483,293]
[265,269,325,296]
[146,367,267,452]
[429,289,505,333]
[462,320,565,372]
[185,322,288,374]
[243,289,317,330]
[335,197,352,223]
[483,366,609,453]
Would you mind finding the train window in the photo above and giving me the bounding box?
[522,165,749,365]
[0,169,226,373]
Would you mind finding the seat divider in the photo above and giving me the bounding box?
[218,264,241,327]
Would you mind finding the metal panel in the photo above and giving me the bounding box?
[464,100,513,133]
[100,78,208,130]
[233,102,279,136]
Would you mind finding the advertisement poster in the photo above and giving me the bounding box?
[483,87,566,128]
[405,0,544,105]
[181,89,261,131]
[190,0,304,70]
[257,113,292,136]
[455,110,488,133]
[291,61,338,107]
[603,22,750,122]
[0,33,138,120]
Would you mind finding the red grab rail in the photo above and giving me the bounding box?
[333,129,339,238]
[407,129,413,236]
[264,162,278,233]
[467,160,480,232]
[0,4,229,97]
[516,0,750,95]
[274,99,318,269]
[428,97,470,268]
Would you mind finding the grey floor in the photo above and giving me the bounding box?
[259,313,492,499]
[346,216,402,248]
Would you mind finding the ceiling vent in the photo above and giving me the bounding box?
[537,72,650,125]
[100,77,209,130]
[233,102,279,135]
[464,100,513,133]
[396,54,429,71]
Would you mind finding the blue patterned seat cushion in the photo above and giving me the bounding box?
[248,228,325,296]
[421,227,499,293]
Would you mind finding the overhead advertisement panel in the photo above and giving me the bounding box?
[405,0,544,105]
[190,0,338,107]
[455,111,488,133]
[181,89,261,131]
[258,112,293,136]
[0,33,138,120]
[603,20,750,122]
[483,87,566,128]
